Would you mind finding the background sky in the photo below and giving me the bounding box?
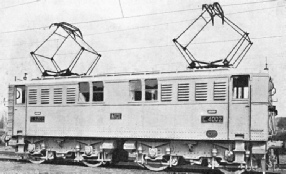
[0,0,285,118]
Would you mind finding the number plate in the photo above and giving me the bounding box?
[201,116,223,123]
[30,116,45,122]
[110,113,122,120]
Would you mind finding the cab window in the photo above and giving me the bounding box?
[130,80,142,101]
[79,82,90,102]
[232,75,249,99]
[92,81,104,102]
[16,86,26,104]
[145,79,158,101]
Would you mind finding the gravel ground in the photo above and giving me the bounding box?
[1,159,285,174]
[0,161,168,174]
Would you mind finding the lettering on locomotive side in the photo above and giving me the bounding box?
[110,113,122,120]
[30,116,45,122]
[201,116,223,123]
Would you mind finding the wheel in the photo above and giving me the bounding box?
[82,155,105,168]
[143,162,168,171]
[219,169,245,174]
[142,155,170,171]
[28,153,46,164]
[82,160,104,167]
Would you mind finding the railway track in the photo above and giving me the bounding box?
[0,148,282,174]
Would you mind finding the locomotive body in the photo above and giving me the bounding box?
[6,68,276,171]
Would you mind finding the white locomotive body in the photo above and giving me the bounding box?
[6,68,277,171]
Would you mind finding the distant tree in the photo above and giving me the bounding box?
[0,116,3,129]
[277,118,286,130]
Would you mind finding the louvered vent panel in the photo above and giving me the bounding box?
[66,88,76,104]
[161,84,172,102]
[8,86,14,106]
[195,83,208,101]
[28,89,37,104]
[41,89,50,104]
[53,88,63,104]
[214,81,227,101]
[178,83,189,101]
[7,86,14,136]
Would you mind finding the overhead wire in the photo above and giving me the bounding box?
[84,5,284,36]
[0,0,283,61]
[73,0,278,25]
[0,4,284,48]
[223,0,278,6]
[0,34,282,61]
[0,0,280,34]
[0,0,39,10]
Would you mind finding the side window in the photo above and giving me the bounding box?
[16,86,26,104]
[145,79,158,101]
[232,75,249,99]
[79,82,90,102]
[130,80,142,101]
[92,81,104,102]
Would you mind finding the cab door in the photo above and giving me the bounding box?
[13,85,27,135]
[229,75,250,140]
[250,76,269,140]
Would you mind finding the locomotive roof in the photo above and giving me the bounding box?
[10,68,269,86]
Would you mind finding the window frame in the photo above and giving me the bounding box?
[78,82,91,103]
[231,75,250,100]
[15,85,26,105]
[92,81,104,102]
[145,79,158,101]
[129,79,142,101]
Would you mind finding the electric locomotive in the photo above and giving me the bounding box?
[6,68,278,171]
[4,2,281,172]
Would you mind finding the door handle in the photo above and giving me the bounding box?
[245,105,249,107]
